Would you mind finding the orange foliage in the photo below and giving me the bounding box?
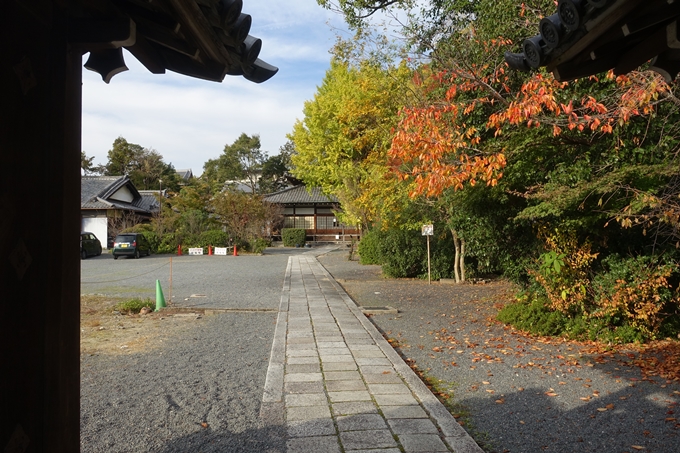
[489,70,671,136]
[390,36,672,200]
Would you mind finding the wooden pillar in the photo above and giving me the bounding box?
[1,1,81,451]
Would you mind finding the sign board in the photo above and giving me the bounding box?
[422,224,433,236]
[214,247,228,255]
[188,247,204,255]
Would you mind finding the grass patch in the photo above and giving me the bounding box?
[113,297,155,314]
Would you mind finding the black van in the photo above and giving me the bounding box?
[80,232,102,259]
[112,233,151,259]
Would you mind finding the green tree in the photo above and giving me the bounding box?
[289,59,411,229]
[259,141,294,194]
[81,151,97,175]
[210,190,282,243]
[102,136,180,190]
[202,133,266,194]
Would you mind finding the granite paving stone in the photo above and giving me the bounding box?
[372,393,419,406]
[286,356,320,364]
[328,390,372,403]
[336,413,388,432]
[325,380,368,392]
[286,363,321,374]
[284,372,323,382]
[286,405,332,421]
[286,349,319,357]
[321,354,355,363]
[359,365,396,374]
[286,436,341,453]
[381,405,429,419]
[352,349,387,358]
[320,362,357,371]
[284,381,325,394]
[323,370,361,381]
[355,357,392,366]
[344,449,401,453]
[285,393,329,406]
[339,430,398,450]
[367,383,412,394]
[387,418,439,434]
[398,434,449,452]
[362,373,402,384]
[288,418,336,437]
[331,402,379,416]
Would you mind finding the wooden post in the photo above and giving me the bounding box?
[427,235,431,285]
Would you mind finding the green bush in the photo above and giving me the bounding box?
[114,297,155,314]
[282,228,306,247]
[372,227,454,279]
[378,228,426,278]
[497,294,569,337]
[198,229,229,247]
[358,229,384,264]
[250,237,271,254]
[497,292,649,344]
[157,233,180,254]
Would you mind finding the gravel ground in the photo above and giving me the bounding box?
[318,249,680,453]
[80,248,311,453]
[80,250,304,309]
[81,312,284,452]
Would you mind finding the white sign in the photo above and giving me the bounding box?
[188,247,204,255]
[214,247,228,255]
[422,224,434,236]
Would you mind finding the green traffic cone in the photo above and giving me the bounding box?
[155,279,166,311]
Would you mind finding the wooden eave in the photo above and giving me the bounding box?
[71,0,277,83]
[506,0,680,82]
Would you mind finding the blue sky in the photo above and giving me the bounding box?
[81,1,350,175]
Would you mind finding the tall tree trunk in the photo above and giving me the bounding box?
[451,228,466,284]
[452,228,461,283]
[460,238,466,283]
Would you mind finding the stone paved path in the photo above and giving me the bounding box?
[260,253,483,453]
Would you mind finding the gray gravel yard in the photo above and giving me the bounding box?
[318,249,680,453]
[81,312,284,452]
[79,249,308,453]
[81,251,298,309]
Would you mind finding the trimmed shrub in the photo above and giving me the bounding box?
[282,228,306,247]
[378,229,426,278]
[358,229,384,265]
[198,229,229,247]
[250,237,271,254]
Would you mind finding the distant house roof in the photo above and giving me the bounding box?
[176,169,193,181]
[263,185,339,205]
[138,190,167,213]
[81,176,153,214]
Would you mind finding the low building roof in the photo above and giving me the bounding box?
[264,185,339,205]
[81,175,152,214]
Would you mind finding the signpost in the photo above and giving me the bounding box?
[422,224,433,284]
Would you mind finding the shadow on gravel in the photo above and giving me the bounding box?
[155,425,286,453]
[456,382,679,453]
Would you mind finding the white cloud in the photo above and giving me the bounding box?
[81,0,346,175]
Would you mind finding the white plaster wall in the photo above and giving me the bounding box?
[82,217,108,248]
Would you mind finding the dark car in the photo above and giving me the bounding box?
[112,233,151,259]
[80,232,102,259]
